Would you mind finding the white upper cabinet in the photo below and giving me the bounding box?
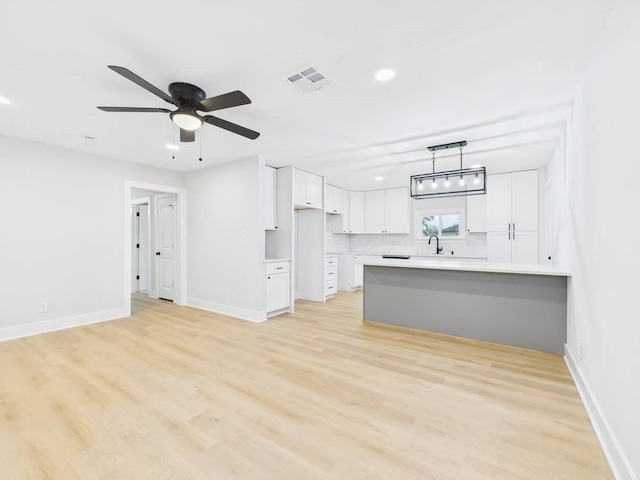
[486,170,539,264]
[325,184,343,214]
[293,168,324,209]
[511,171,539,232]
[486,173,513,232]
[384,187,411,234]
[263,165,277,230]
[364,190,385,233]
[331,188,351,233]
[349,191,365,233]
[466,194,487,232]
[364,187,410,234]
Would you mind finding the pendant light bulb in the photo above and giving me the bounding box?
[459,176,465,186]
[431,178,437,189]
[444,175,450,187]
[474,171,480,184]
[418,180,424,191]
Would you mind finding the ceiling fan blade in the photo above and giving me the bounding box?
[198,90,251,112]
[108,65,177,105]
[203,115,260,140]
[97,106,171,113]
[180,129,195,142]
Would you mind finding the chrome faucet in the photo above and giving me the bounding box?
[428,235,443,254]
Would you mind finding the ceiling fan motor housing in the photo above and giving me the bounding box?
[168,82,206,107]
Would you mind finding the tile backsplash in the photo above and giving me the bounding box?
[326,230,487,257]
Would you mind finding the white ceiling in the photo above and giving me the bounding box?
[0,0,613,190]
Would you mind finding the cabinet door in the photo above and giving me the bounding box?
[325,184,342,214]
[293,169,307,206]
[349,191,365,233]
[333,188,350,233]
[384,187,410,234]
[364,190,385,233]
[486,173,512,232]
[466,194,487,232]
[353,262,364,288]
[512,230,538,264]
[263,166,277,230]
[266,272,290,312]
[305,172,324,209]
[511,170,538,232]
[487,231,512,263]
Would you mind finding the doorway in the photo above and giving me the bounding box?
[124,181,187,318]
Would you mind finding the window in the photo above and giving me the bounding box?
[415,209,464,239]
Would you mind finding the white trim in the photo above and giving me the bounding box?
[0,308,127,343]
[565,346,638,480]
[187,297,267,323]
[124,180,188,317]
[414,207,466,240]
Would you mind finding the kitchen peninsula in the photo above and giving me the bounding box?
[362,258,571,354]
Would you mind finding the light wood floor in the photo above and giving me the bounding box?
[0,292,612,479]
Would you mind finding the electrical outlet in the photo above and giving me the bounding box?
[38,302,48,313]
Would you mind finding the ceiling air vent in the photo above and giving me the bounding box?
[286,66,330,93]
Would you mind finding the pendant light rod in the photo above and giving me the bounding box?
[427,140,467,152]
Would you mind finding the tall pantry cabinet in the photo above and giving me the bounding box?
[486,170,539,264]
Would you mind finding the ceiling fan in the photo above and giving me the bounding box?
[97,65,260,142]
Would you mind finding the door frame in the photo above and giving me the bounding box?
[131,196,151,294]
[123,180,187,317]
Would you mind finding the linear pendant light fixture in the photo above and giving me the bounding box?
[410,141,486,199]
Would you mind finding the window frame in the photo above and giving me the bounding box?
[414,208,466,239]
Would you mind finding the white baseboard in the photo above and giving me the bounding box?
[0,307,128,343]
[186,297,267,323]
[565,345,638,480]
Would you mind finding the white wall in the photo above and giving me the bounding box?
[553,0,640,477]
[0,135,185,339]
[185,156,266,321]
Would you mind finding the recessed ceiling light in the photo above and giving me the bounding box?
[165,144,179,150]
[375,69,395,82]
[375,176,384,181]
[0,96,11,105]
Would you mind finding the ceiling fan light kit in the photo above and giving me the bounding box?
[170,112,203,131]
[410,141,487,199]
[97,65,259,142]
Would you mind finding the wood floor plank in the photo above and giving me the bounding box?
[0,291,612,479]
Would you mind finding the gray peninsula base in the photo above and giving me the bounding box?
[363,265,567,354]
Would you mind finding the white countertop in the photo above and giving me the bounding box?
[361,257,571,276]
[264,258,290,263]
[328,252,487,260]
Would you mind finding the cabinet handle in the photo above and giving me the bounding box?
[276,267,283,270]
[508,223,511,240]
[267,276,271,279]
[306,202,311,205]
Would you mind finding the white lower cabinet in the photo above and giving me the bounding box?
[337,255,364,291]
[325,255,338,298]
[265,260,291,315]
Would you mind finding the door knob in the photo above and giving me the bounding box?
[155,252,161,256]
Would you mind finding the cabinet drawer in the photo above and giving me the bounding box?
[325,256,337,267]
[325,281,337,297]
[325,265,337,281]
[266,261,290,274]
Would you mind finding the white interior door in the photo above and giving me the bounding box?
[156,195,176,301]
